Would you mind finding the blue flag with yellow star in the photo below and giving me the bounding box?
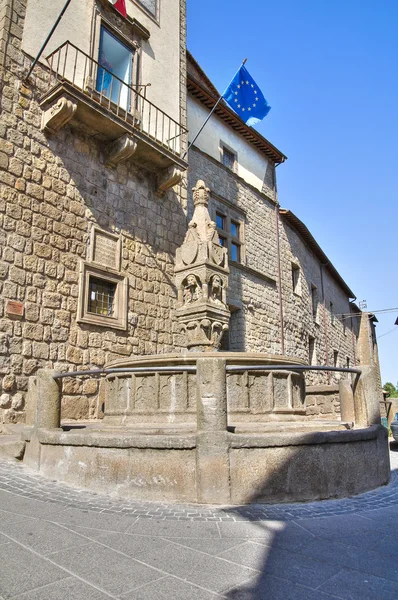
[223,65,271,126]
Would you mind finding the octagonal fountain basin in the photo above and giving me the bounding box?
[102,352,307,426]
[22,352,390,505]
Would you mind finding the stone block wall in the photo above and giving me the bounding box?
[279,219,357,385]
[0,0,188,423]
[305,385,341,420]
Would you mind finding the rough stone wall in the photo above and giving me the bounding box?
[0,0,187,423]
[305,385,341,420]
[278,218,357,385]
[188,146,281,353]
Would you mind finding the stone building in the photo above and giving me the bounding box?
[0,0,381,426]
[186,53,381,411]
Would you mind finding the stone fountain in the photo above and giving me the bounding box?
[21,181,390,504]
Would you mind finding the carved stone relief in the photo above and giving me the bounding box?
[175,180,230,351]
[209,274,224,305]
[182,274,202,306]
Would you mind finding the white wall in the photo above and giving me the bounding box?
[21,0,181,125]
[188,96,270,192]
[22,0,94,58]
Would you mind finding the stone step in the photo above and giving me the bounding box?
[0,435,25,461]
[59,419,352,437]
[230,420,353,435]
[0,423,26,436]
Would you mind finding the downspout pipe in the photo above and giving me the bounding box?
[320,262,331,384]
[274,171,285,355]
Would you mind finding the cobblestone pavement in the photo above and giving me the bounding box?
[0,446,397,599]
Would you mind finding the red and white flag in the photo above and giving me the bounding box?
[108,0,127,18]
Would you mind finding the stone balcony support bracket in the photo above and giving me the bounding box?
[105,134,138,168]
[41,95,77,134]
[157,166,185,196]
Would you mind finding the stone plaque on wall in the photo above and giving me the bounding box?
[6,300,24,317]
[90,228,121,271]
[137,0,157,17]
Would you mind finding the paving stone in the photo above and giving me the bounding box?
[0,541,68,599]
[0,517,94,556]
[301,538,398,582]
[313,529,388,551]
[218,541,273,570]
[225,575,343,599]
[137,542,256,594]
[165,537,247,556]
[218,520,315,552]
[48,542,163,596]
[0,535,10,549]
[128,519,220,538]
[0,454,397,600]
[357,504,398,524]
[79,531,175,558]
[53,506,135,533]
[227,542,341,589]
[0,490,67,521]
[58,525,120,541]
[121,575,221,599]
[0,508,26,531]
[11,577,114,599]
[318,567,398,599]
[371,534,398,558]
[294,513,390,539]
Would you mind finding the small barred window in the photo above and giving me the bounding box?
[88,277,117,316]
[222,147,236,171]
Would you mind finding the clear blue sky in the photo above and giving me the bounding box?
[187,0,398,385]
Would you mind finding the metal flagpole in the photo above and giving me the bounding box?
[182,58,247,160]
[24,0,73,82]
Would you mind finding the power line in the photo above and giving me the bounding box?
[337,307,398,320]
[378,327,398,340]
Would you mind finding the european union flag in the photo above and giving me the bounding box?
[223,65,271,126]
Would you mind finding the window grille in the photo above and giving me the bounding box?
[88,277,116,316]
[222,147,236,170]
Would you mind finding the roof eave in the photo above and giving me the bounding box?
[279,208,355,299]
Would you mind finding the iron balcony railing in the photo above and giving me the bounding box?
[46,41,187,157]
[52,364,361,387]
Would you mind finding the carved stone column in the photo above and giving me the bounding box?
[175,180,230,351]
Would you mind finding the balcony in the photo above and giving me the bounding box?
[39,41,188,179]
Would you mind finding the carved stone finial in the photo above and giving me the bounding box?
[192,180,210,207]
[175,179,230,352]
